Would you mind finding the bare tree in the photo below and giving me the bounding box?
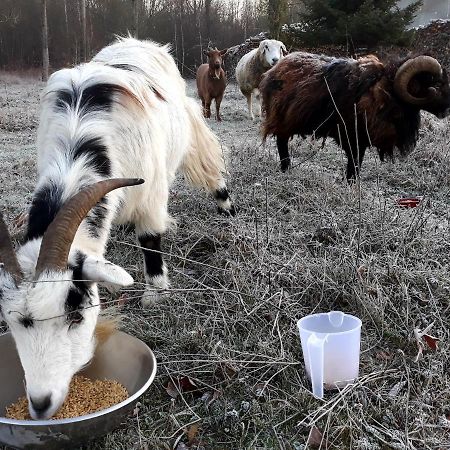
[268,0,287,39]
[41,0,49,81]
[205,0,212,42]
[80,0,87,61]
[132,0,139,38]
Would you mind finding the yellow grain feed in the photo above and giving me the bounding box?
[5,375,128,420]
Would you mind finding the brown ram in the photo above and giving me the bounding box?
[260,52,450,179]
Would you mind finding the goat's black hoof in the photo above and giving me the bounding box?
[280,161,291,172]
[218,204,236,217]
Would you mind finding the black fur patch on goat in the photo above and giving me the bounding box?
[138,233,164,278]
[86,197,109,238]
[25,183,62,241]
[73,137,111,176]
[66,252,92,316]
[55,83,124,113]
[214,188,229,201]
[111,63,146,76]
[111,64,166,101]
[19,316,34,328]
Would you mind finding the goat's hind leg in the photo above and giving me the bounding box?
[183,99,236,216]
[213,178,235,216]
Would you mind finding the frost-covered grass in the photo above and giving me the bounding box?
[1,73,449,449]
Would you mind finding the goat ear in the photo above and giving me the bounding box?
[220,48,228,56]
[82,255,134,288]
[281,45,288,56]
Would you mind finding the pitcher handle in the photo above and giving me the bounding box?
[307,333,326,399]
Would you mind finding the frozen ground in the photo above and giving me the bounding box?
[1,73,450,449]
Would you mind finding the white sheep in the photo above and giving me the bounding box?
[235,39,287,120]
[0,37,234,420]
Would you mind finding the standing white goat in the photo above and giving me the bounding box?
[235,39,287,120]
[0,37,234,420]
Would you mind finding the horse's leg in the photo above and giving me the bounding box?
[215,95,223,122]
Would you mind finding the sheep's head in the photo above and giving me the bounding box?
[205,47,227,79]
[259,39,287,68]
[393,56,450,119]
[0,178,143,419]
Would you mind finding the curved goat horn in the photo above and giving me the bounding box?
[0,213,23,285]
[394,56,443,106]
[34,178,144,278]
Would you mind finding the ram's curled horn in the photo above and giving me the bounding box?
[34,178,144,277]
[394,56,443,105]
[0,212,23,284]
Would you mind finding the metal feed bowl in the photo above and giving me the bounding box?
[0,331,157,449]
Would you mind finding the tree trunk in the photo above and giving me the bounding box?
[268,0,287,39]
[132,0,139,38]
[205,0,212,43]
[41,0,49,81]
[80,0,87,61]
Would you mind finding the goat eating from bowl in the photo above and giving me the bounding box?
[0,37,234,420]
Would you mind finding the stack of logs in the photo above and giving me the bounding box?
[223,19,449,77]
[412,20,450,70]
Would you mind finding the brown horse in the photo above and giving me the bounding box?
[196,48,227,121]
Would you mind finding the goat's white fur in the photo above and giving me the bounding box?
[235,39,286,120]
[0,37,231,419]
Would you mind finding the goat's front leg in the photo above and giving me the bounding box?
[204,95,212,119]
[137,232,168,306]
[135,205,170,306]
[215,95,223,122]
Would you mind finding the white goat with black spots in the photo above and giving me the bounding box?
[0,37,234,420]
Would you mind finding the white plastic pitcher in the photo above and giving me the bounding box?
[297,311,362,399]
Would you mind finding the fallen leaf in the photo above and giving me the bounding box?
[413,322,440,361]
[178,376,198,392]
[164,376,200,399]
[187,422,200,445]
[375,351,393,361]
[356,265,367,280]
[216,362,239,380]
[307,425,327,448]
[165,381,179,399]
[422,334,439,351]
